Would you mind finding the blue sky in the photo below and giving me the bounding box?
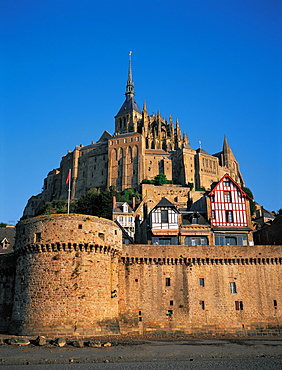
[1,0,281,224]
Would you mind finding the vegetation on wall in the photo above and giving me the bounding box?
[35,187,141,220]
[142,174,173,186]
[0,222,7,227]
[242,186,256,216]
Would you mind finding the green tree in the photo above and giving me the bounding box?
[0,222,7,227]
[39,199,70,215]
[119,188,142,203]
[74,188,113,219]
[242,186,256,216]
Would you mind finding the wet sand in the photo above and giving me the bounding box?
[0,336,282,367]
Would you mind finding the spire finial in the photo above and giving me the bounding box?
[126,51,135,96]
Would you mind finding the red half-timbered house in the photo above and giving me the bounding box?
[208,174,253,245]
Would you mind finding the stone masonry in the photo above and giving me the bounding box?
[0,214,281,337]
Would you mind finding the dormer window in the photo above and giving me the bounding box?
[123,203,128,213]
[192,213,198,224]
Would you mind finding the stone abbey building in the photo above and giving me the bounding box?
[23,54,244,218]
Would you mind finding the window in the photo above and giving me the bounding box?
[119,216,124,224]
[78,224,82,229]
[35,233,41,243]
[274,300,278,309]
[161,210,169,223]
[192,214,198,224]
[167,310,173,315]
[210,195,215,202]
[199,278,205,287]
[200,301,205,310]
[98,232,105,240]
[170,300,174,306]
[235,301,243,310]
[230,282,237,293]
[224,179,230,187]
[224,191,232,202]
[165,278,171,286]
[212,210,216,219]
[226,210,233,223]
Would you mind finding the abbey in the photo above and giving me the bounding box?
[23,55,244,218]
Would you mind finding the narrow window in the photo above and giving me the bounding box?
[199,278,205,287]
[235,301,243,310]
[210,195,215,202]
[165,277,171,287]
[170,300,174,306]
[224,179,230,187]
[139,317,142,322]
[211,210,216,219]
[224,191,232,202]
[161,210,169,223]
[78,224,82,229]
[226,210,233,223]
[98,232,104,240]
[139,311,142,315]
[274,300,277,309]
[200,301,205,310]
[168,310,173,315]
[230,282,237,293]
[35,233,41,243]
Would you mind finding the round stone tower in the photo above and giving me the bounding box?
[10,214,122,337]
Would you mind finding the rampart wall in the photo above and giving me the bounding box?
[0,214,281,338]
[119,245,282,336]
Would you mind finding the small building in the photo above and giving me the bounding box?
[0,225,16,254]
[112,197,136,242]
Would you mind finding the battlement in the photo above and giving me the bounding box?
[16,214,122,254]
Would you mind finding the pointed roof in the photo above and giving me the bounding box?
[153,197,180,213]
[116,51,141,116]
[208,173,249,198]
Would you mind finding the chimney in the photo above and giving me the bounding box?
[132,196,136,210]
[112,196,116,210]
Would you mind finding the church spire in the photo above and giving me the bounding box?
[126,51,135,96]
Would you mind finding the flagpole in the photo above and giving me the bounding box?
[67,169,71,214]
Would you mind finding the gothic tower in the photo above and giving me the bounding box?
[115,51,142,134]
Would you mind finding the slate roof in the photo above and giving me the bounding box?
[116,95,141,116]
[181,212,210,226]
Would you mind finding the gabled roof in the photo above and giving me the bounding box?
[196,148,210,155]
[97,130,113,143]
[153,197,180,213]
[208,174,249,198]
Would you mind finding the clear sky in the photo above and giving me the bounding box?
[1,0,281,224]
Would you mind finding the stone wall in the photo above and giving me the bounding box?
[119,244,282,336]
[10,214,122,337]
[0,253,16,333]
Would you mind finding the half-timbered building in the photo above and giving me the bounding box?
[147,197,180,245]
[207,174,254,245]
